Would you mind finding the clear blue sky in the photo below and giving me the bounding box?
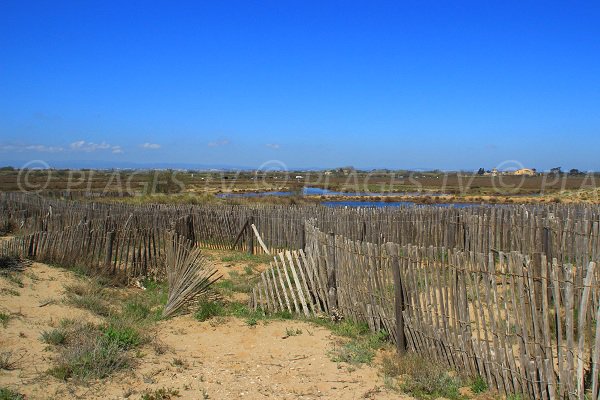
[1,1,599,170]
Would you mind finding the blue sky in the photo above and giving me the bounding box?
[1,1,599,170]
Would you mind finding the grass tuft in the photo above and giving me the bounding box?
[102,323,141,349]
[470,375,488,394]
[380,352,464,399]
[220,253,272,265]
[0,352,22,371]
[140,387,181,400]
[48,336,129,381]
[64,281,112,317]
[329,330,388,365]
[0,312,10,328]
[0,387,24,400]
[41,329,67,346]
[195,301,226,322]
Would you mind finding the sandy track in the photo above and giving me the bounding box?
[0,261,408,399]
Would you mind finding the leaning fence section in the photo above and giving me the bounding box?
[251,221,600,400]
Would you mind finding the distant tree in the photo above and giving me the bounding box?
[568,168,583,176]
[477,168,485,175]
[550,167,562,175]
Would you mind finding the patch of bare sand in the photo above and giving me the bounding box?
[117,316,405,399]
[1,262,409,400]
[0,262,100,399]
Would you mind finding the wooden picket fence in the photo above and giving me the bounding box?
[0,220,167,282]
[251,221,600,400]
[6,192,600,264]
[3,192,600,397]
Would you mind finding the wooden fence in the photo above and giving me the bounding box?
[251,221,600,400]
[0,219,166,282]
[3,192,600,265]
[3,192,600,397]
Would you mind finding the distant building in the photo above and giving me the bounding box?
[513,168,536,176]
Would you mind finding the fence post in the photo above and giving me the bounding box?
[386,242,407,354]
[326,231,337,309]
[105,231,114,269]
[247,216,254,254]
[542,226,551,259]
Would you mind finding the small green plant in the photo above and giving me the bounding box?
[0,387,24,400]
[245,317,258,326]
[195,301,226,322]
[329,330,388,365]
[0,288,19,296]
[64,282,112,317]
[3,274,23,288]
[380,352,463,400]
[171,357,188,368]
[41,329,67,346]
[220,253,271,265]
[67,293,111,316]
[102,323,141,349]
[272,310,293,319]
[470,375,488,393]
[140,387,180,400]
[285,327,303,337]
[330,339,375,365]
[122,300,151,321]
[310,319,371,339]
[0,312,10,328]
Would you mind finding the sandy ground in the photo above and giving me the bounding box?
[0,259,408,399]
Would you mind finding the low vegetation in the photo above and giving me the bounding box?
[140,387,181,400]
[0,312,10,328]
[219,252,272,266]
[0,387,24,400]
[378,351,494,400]
[194,299,292,326]
[44,276,168,382]
[0,351,22,371]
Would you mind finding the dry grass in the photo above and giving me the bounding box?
[0,351,23,371]
[0,387,24,400]
[380,352,464,399]
[63,281,112,317]
[44,274,168,382]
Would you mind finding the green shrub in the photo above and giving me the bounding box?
[330,330,388,365]
[41,329,67,346]
[122,300,151,321]
[48,335,129,381]
[102,324,141,349]
[195,301,226,322]
[0,387,24,400]
[0,312,10,328]
[470,375,488,393]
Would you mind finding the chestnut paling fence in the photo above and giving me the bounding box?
[251,222,600,400]
[1,192,600,398]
